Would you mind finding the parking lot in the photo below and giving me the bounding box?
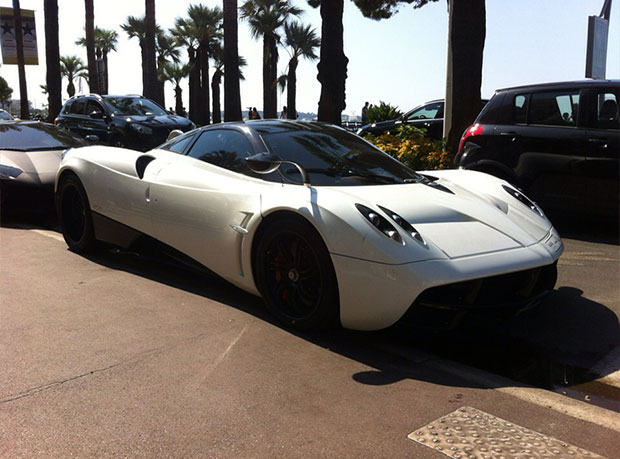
[1,213,619,457]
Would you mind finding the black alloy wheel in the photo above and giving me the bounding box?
[255,217,339,330]
[57,174,96,253]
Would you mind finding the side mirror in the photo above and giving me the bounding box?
[245,153,311,186]
[166,129,183,141]
[85,135,100,144]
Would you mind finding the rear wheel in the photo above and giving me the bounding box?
[57,174,96,253]
[254,217,339,330]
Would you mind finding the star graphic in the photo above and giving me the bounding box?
[1,21,13,36]
[22,21,34,37]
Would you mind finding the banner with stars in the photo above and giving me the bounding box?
[0,7,38,65]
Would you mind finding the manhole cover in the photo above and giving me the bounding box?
[408,406,604,458]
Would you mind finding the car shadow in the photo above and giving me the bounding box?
[75,244,619,405]
[547,211,619,246]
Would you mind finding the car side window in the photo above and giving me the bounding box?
[161,132,195,154]
[407,102,443,120]
[69,99,86,115]
[186,129,254,173]
[528,90,579,127]
[594,91,619,130]
[513,94,529,124]
[86,100,104,116]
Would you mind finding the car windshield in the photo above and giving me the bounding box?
[0,122,86,151]
[104,97,167,116]
[260,124,423,186]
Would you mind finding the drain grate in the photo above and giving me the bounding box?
[408,406,604,458]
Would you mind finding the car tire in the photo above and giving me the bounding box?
[57,174,96,253]
[254,216,339,330]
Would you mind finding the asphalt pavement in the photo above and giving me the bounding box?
[1,212,618,458]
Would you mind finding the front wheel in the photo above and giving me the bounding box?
[254,217,339,330]
[57,174,96,253]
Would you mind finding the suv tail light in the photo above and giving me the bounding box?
[457,123,483,154]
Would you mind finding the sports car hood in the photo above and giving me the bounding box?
[0,149,62,185]
[327,171,552,259]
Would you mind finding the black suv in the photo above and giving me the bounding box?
[357,99,488,140]
[455,80,619,217]
[55,94,195,151]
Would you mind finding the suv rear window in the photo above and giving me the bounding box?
[528,90,579,127]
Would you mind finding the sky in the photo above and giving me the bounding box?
[0,0,618,118]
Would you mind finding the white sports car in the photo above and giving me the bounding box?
[55,121,563,330]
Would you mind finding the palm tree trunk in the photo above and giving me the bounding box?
[44,0,61,121]
[286,56,298,119]
[316,0,348,125]
[103,51,109,94]
[139,42,147,96]
[175,84,183,115]
[12,0,28,119]
[263,35,278,119]
[84,0,99,93]
[211,70,222,124]
[144,0,158,100]
[198,44,210,124]
[156,58,166,107]
[445,0,485,154]
[188,48,200,123]
[223,0,241,121]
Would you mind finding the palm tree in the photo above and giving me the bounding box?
[13,0,28,119]
[144,0,158,101]
[122,16,162,98]
[210,42,247,124]
[161,62,190,115]
[155,32,180,108]
[281,21,319,119]
[76,27,118,94]
[84,0,99,93]
[223,0,242,121]
[170,18,200,123]
[44,0,62,121]
[240,0,302,119]
[60,55,88,98]
[308,0,347,125]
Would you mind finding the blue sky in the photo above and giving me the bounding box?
[0,0,618,117]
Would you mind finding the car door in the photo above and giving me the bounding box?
[148,128,262,282]
[61,98,88,137]
[490,89,588,212]
[82,99,111,142]
[581,86,620,216]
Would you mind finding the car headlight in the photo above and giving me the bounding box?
[378,205,425,245]
[130,123,153,135]
[355,203,402,243]
[502,185,544,217]
[0,164,23,179]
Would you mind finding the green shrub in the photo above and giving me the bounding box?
[366,101,402,123]
[364,125,453,170]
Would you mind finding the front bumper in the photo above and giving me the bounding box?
[332,235,562,331]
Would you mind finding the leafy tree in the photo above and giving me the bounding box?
[60,55,88,98]
[240,0,302,119]
[281,21,320,119]
[366,101,402,123]
[44,0,62,120]
[84,0,99,93]
[0,76,13,103]
[307,0,347,125]
[352,0,485,153]
[223,0,242,121]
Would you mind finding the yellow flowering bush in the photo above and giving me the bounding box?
[364,126,452,170]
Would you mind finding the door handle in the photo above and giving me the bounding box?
[588,138,608,149]
[499,131,519,142]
